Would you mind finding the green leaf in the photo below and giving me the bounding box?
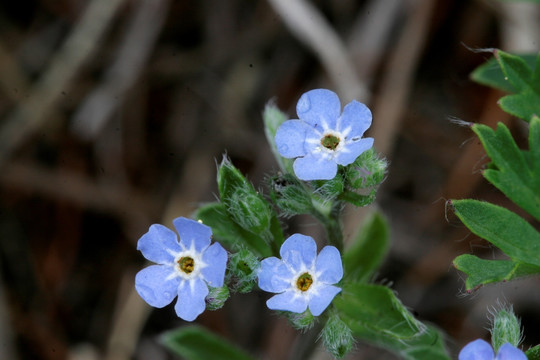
[263,102,293,174]
[399,326,450,360]
[531,116,540,167]
[451,199,540,266]
[453,254,540,290]
[494,50,537,93]
[494,50,540,121]
[195,202,272,257]
[335,284,450,359]
[471,53,537,93]
[498,91,540,122]
[334,283,423,340]
[343,211,390,282]
[473,122,540,221]
[161,325,255,360]
[526,344,540,360]
[470,50,540,121]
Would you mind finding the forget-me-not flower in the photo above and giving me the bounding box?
[459,339,527,360]
[135,217,227,321]
[258,234,343,316]
[275,89,374,181]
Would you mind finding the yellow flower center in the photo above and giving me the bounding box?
[296,272,313,292]
[178,256,195,274]
[321,134,340,150]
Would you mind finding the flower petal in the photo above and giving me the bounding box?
[335,138,374,166]
[293,153,338,180]
[174,278,209,321]
[258,257,294,293]
[135,264,179,308]
[275,120,311,158]
[266,290,308,313]
[137,224,180,264]
[308,284,341,316]
[496,343,527,360]
[315,245,343,284]
[173,217,212,253]
[280,234,317,272]
[296,89,341,129]
[339,100,372,137]
[459,339,494,360]
[201,242,227,287]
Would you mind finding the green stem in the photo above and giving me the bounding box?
[312,203,344,252]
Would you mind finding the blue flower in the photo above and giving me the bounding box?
[459,339,527,360]
[258,234,343,316]
[135,217,227,321]
[275,89,374,180]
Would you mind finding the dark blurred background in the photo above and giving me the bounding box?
[0,0,539,359]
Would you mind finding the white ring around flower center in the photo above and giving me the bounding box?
[167,242,208,281]
[305,130,347,160]
[290,268,319,300]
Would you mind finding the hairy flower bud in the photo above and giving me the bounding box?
[321,314,354,358]
[491,306,522,352]
[205,285,230,311]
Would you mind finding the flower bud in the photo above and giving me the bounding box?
[321,314,354,358]
[205,285,230,311]
[226,249,259,293]
[491,306,522,352]
[217,156,272,234]
[228,188,271,234]
[281,309,315,331]
[344,149,387,190]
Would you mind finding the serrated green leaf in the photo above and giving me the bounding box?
[526,344,540,360]
[161,326,255,360]
[494,50,537,93]
[451,199,540,266]
[453,254,540,290]
[473,123,540,221]
[334,283,422,339]
[471,53,537,93]
[494,50,540,121]
[499,91,540,122]
[195,202,272,257]
[471,50,540,121]
[343,211,389,282]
